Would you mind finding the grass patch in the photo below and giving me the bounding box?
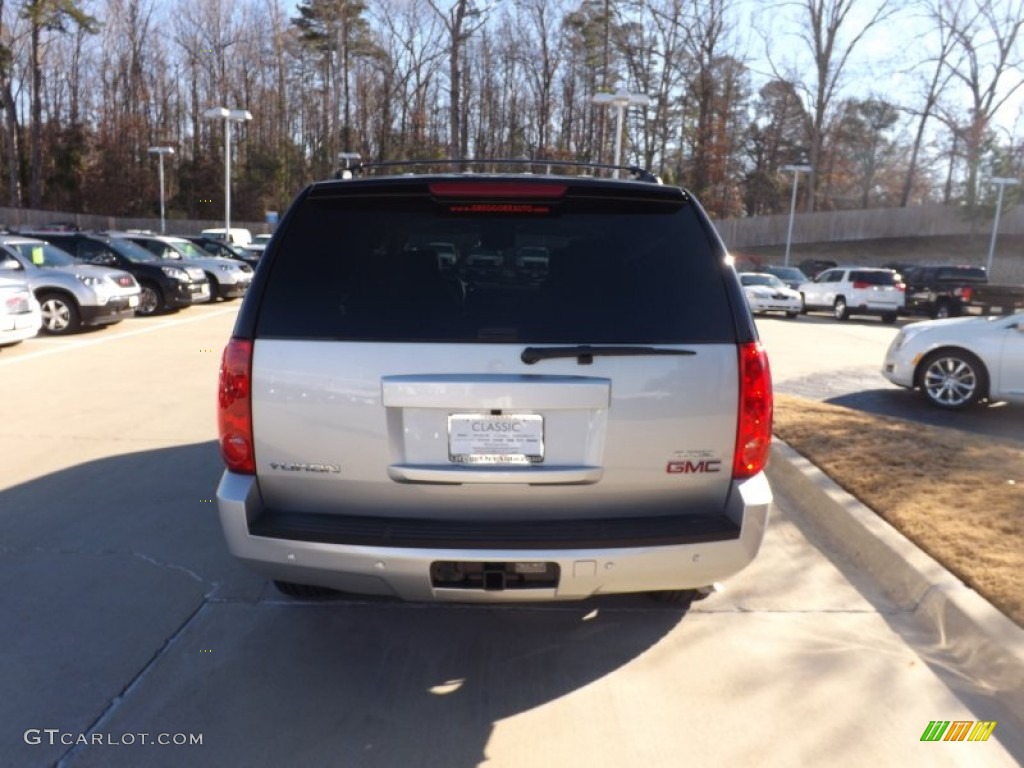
[773,393,1024,627]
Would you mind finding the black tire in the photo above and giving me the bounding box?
[785,311,799,319]
[273,580,342,599]
[136,282,164,316]
[833,296,850,321]
[205,274,220,301]
[881,312,898,324]
[918,349,988,409]
[932,300,951,319]
[38,291,82,334]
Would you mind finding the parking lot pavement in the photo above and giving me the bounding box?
[1,305,1021,767]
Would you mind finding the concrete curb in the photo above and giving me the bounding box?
[767,439,1024,722]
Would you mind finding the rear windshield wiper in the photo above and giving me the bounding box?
[521,345,696,365]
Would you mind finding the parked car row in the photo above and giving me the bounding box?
[0,227,254,347]
[738,265,906,323]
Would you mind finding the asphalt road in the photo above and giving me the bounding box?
[1,304,1020,767]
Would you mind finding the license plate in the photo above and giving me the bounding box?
[991,306,1003,314]
[128,295,139,308]
[448,414,544,465]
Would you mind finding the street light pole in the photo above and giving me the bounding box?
[782,164,812,267]
[147,147,174,233]
[592,89,651,178]
[986,177,1020,274]
[203,107,252,239]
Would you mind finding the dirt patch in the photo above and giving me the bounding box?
[772,392,1024,627]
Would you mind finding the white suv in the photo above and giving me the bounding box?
[215,161,774,603]
[799,266,905,322]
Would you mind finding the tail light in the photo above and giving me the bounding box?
[218,338,255,474]
[958,286,973,302]
[429,182,567,198]
[896,281,906,292]
[733,342,773,479]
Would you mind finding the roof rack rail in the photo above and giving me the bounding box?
[332,158,661,184]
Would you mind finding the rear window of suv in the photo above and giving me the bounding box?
[850,270,898,286]
[255,187,735,344]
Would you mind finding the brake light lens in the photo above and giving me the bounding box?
[959,286,973,302]
[429,182,567,199]
[734,342,773,479]
[218,338,255,474]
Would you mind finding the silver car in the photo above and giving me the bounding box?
[0,236,140,334]
[216,164,774,603]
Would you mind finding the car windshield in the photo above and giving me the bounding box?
[107,239,159,263]
[767,267,805,281]
[8,241,77,267]
[740,274,781,287]
[171,240,213,259]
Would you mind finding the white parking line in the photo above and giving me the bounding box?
[0,307,238,367]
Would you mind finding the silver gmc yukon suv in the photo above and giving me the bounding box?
[216,161,773,603]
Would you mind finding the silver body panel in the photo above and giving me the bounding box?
[217,470,771,601]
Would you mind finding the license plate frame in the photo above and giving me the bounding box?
[448,413,544,465]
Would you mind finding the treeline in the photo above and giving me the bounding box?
[1,0,1022,222]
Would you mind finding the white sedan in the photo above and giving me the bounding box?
[0,275,42,346]
[738,272,802,318]
[882,313,1024,409]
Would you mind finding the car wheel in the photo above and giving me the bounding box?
[206,274,220,301]
[38,292,81,334]
[919,350,988,409]
[933,301,951,319]
[833,296,850,320]
[881,312,898,324]
[785,311,799,319]
[273,580,342,599]
[136,283,164,316]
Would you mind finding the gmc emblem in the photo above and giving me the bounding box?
[666,460,722,474]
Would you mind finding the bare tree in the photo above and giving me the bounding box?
[941,0,1024,209]
[775,0,898,211]
[427,0,494,159]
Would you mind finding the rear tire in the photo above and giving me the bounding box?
[881,312,898,324]
[833,297,850,320]
[785,311,799,319]
[273,580,342,599]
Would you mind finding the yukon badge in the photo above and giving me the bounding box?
[269,461,341,473]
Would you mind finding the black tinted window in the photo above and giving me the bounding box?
[851,270,897,285]
[256,192,734,343]
[936,267,986,282]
